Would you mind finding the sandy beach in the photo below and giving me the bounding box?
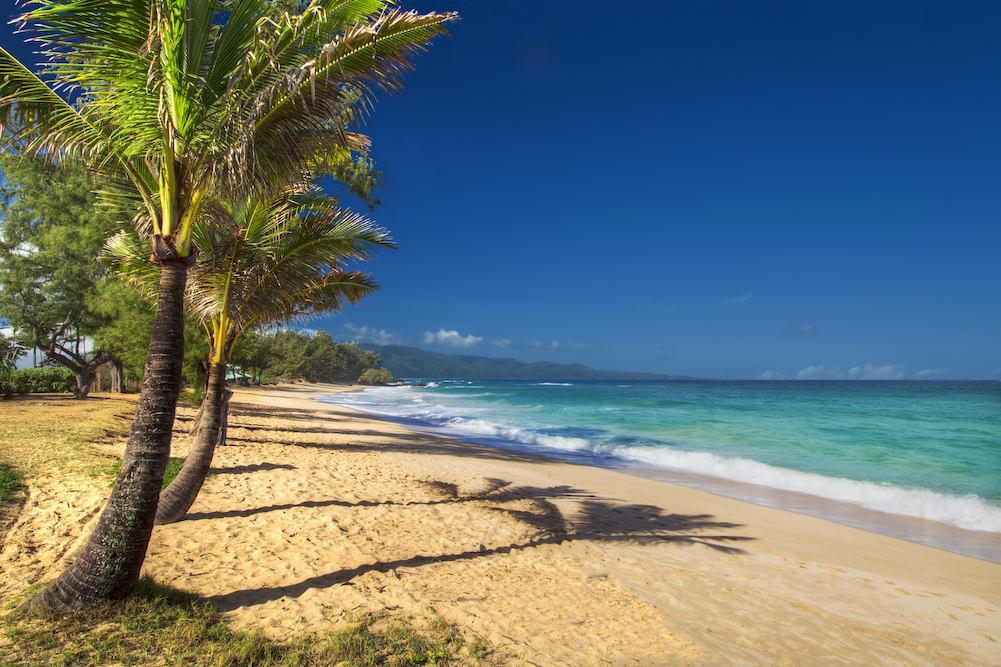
[3,383,999,665]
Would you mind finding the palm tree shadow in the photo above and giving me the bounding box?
[208,462,296,476]
[206,477,753,611]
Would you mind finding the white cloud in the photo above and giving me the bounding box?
[491,339,512,348]
[422,328,483,348]
[723,292,754,306]
[797,363,906,380]
[847,364,906,380]
[543,340,590,352]
[797,365,842,379]
[916,368,943,378]
[758,370,784,380]
[343,323,407,346]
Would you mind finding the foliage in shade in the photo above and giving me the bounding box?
[7,367,76,393]
[0,154,118,397]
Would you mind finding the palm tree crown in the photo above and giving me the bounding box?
[1,0,455,259]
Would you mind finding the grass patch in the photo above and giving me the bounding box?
[1,577,489,666]
[103,457,186,490]
[0,463,24,503]
[0,394,136,477]
[179,389,204,408]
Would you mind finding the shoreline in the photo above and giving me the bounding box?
[7,382,998,664]
[319,383,1001,564]
[188,383,1001,664]
[300,385,1001,590]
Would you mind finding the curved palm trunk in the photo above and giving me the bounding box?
[30,262,187,611]
[154,362,231,525]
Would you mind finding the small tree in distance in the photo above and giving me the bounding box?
[358,367,394,385]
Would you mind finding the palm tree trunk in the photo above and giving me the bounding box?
[29,262,187,611]
[154,362,230,525]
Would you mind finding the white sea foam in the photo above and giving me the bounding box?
[319,387,1001,534]
[615,446,1001,533]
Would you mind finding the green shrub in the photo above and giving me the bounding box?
[9,367,75,393]
[179,388,205,407]
[358,367,394,385]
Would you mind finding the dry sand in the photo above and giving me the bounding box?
[2,383,1000,665]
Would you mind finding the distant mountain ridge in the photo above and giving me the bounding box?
[359,344,692,381]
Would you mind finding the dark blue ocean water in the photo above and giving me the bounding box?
[319,380,1001,544]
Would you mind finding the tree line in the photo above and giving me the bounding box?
[0,155,386,397]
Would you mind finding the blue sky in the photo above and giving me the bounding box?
[4,1,999,379]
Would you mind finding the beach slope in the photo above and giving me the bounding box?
[5,383,998,665]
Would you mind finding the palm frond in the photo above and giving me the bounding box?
[237,269,378,335]
[184,186,391,355]
[0,47,108,159]
[208,7,456,195]
[103,229,160,298]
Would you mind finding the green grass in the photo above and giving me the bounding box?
[103,457,186,490]
[1,577,486,667]
[179,389,205,408]
[0,394,136,477]
[0,463,24,503]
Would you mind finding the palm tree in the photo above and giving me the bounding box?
[108,185,393,524]
[0,0,455,610]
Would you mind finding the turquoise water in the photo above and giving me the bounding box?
[319,380,1001,546]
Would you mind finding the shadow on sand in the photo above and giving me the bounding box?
[203,477,753,611]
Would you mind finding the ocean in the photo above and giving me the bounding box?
[317,380,1001,562]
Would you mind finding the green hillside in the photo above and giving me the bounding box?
[360,344,692,381]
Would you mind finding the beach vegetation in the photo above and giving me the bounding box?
[0,154,119,398]
[6,367,76,394]
[232,330,385,385]
[0,462,24,503]
[2,576,489,666]
[0,155,210,397]
[103,457,186,493]
[358,367,395,385]
[0,393,134,478]
[0,0,455,610]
